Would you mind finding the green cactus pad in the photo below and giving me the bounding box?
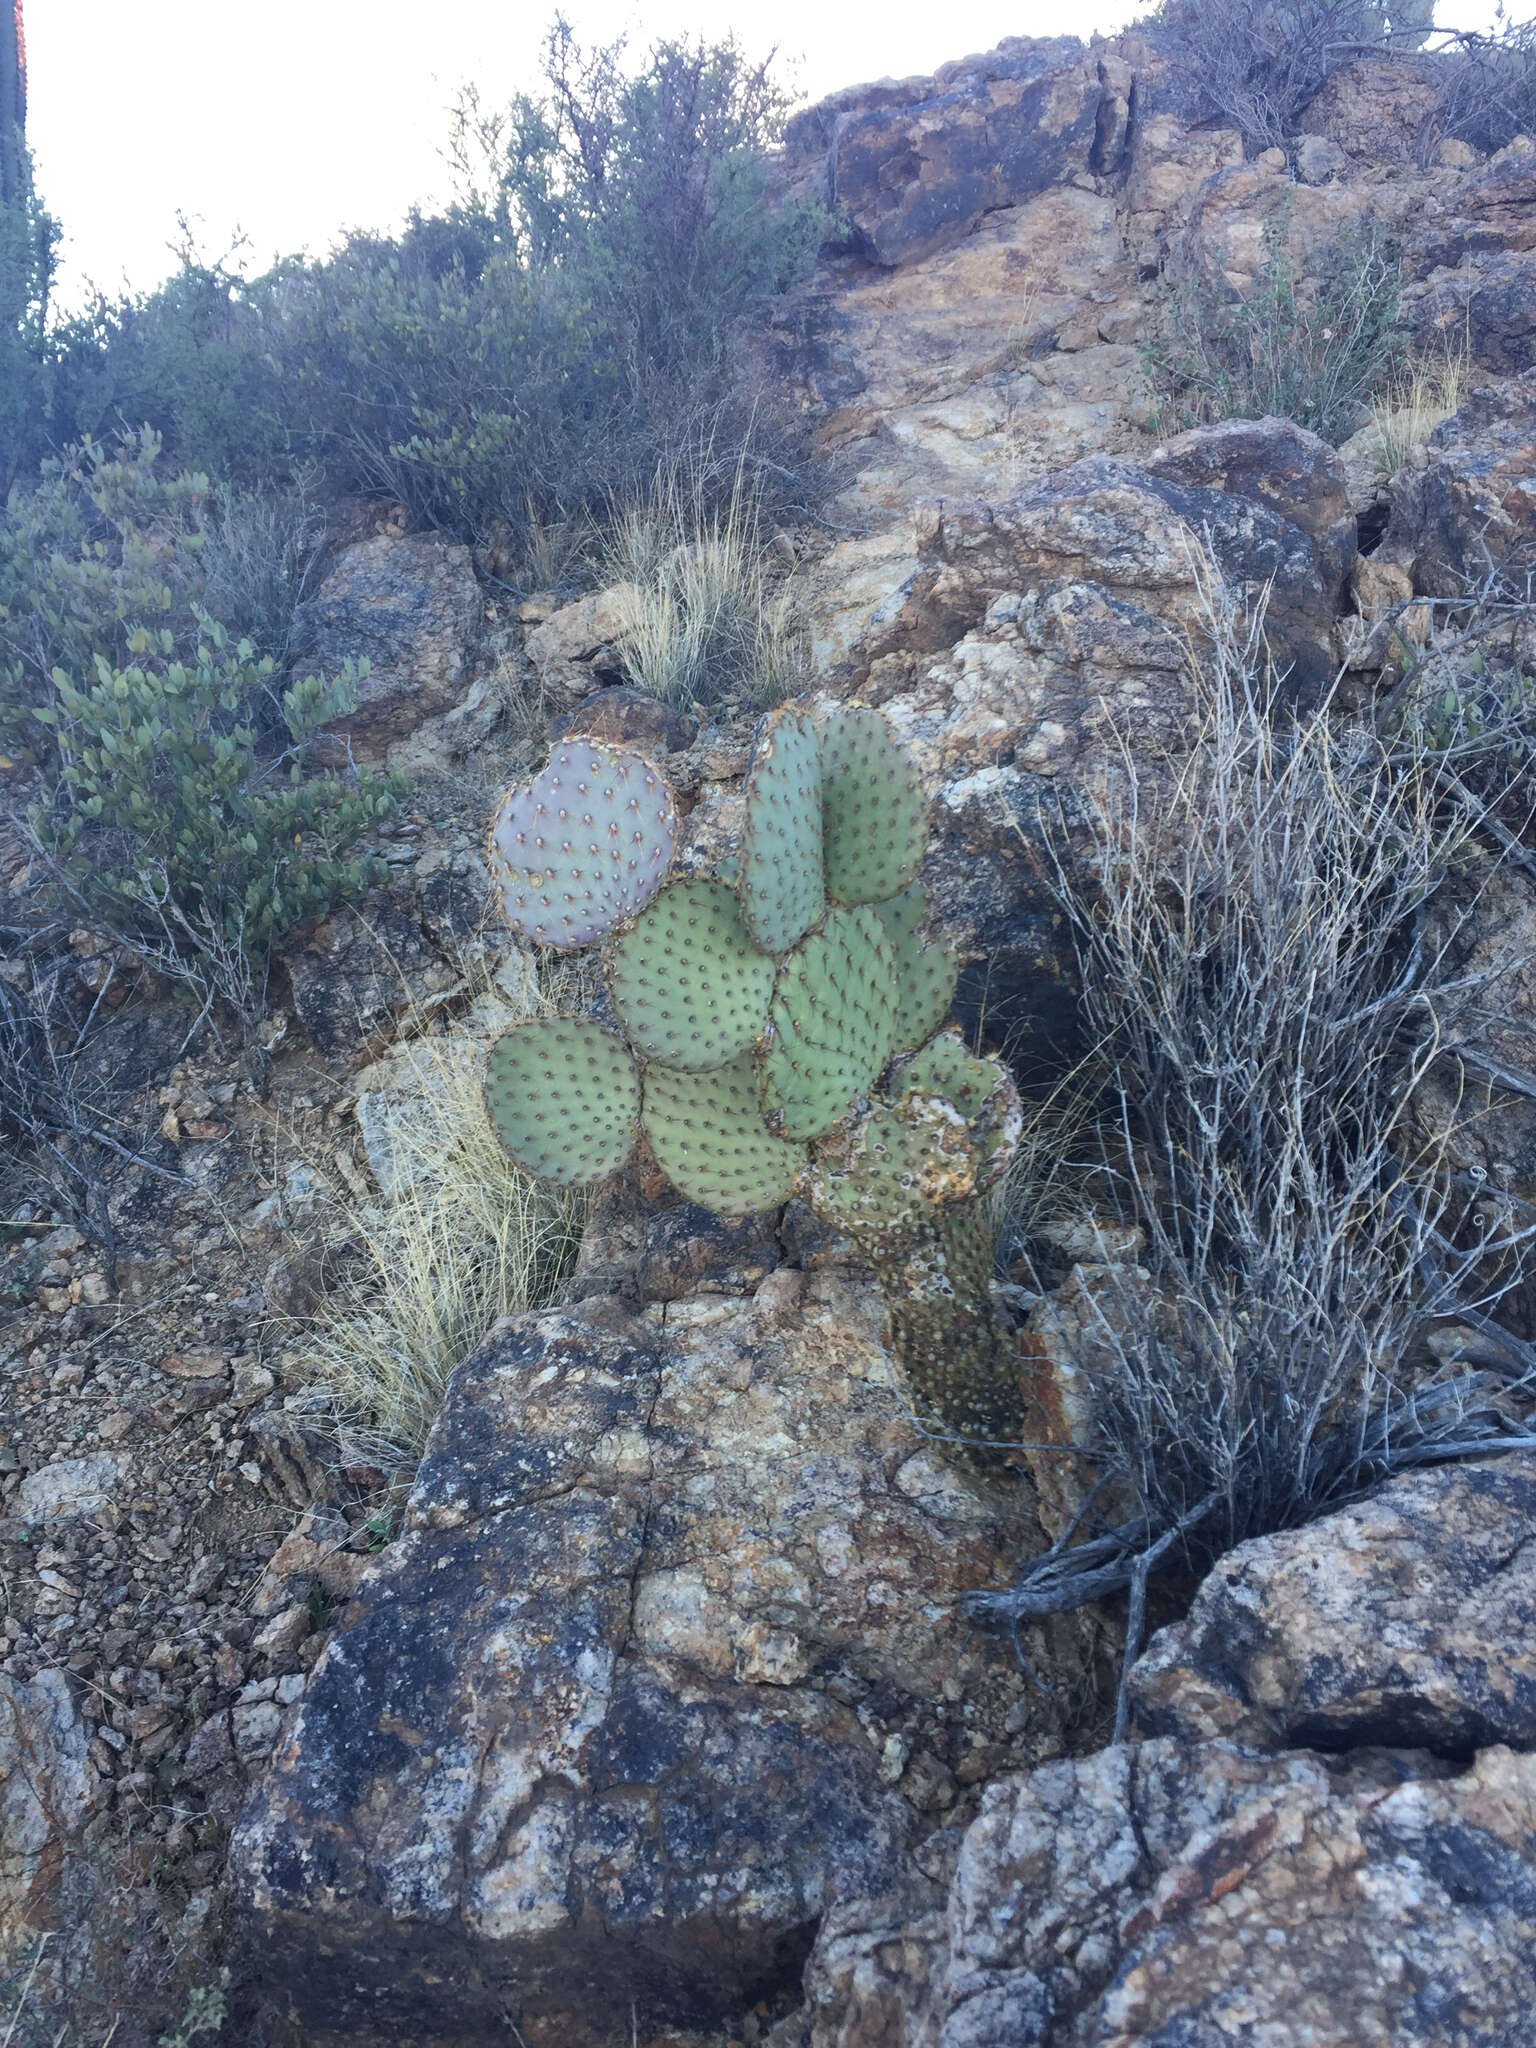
[739,707,824,956]
[487,743,679,949]
[608,879,775,1071]
[873,883,959,1053]
[484,1019,641,1185]
[643,1055,807,1216]
[820,706,926,907]
[897,1031,996,1120]
[805,1101,943,1246]
[760,905,899,1140]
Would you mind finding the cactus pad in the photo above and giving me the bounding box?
[806,1100,950,1246]
[760,905,899,1140]
[820,706,925,907]
[739,707,824,956]
[487,743,679,949]
[644,1055,807,1216]
[484,1019,641,1185]
[873,883,959,1053]
[609,879,774,1071]
[898,1031,996,1120]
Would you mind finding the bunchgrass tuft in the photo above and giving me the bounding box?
[1371,322,1472,478]
[305,955,584,1489]
[606,460,802,713]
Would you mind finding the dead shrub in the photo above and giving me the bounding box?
[976,574,1536,1731]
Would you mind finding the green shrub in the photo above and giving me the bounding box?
[0,429,212,751]
[0,429,329,763]
[30,625,400,1022]
[35,231,291,488]
[196,475,329,669]
[1144,214,1401,444]
[24,26,826,573]
[0,147,58,494]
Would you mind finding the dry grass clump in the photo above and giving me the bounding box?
[606,464,802,713]
[1370,324,1471,477]
[976,576,1536,1729]
[304,956,583,1486]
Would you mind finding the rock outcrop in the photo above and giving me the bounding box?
[1130,1456,1536,1754]
[874,419,1353,693]
[1381,367,1536,596]
[777,1457,1536,2048]
[808,41,1127,269]
[233,1287,1072,2045]
[296,532,485,759]
[787,1740,1536,2048]
[0,1670,95,1961]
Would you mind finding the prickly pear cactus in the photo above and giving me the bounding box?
[487,741,678,948]
[481,703,1025,1454]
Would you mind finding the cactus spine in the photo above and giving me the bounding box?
[483,704,1025,1454]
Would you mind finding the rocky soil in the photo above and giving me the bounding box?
[6,23,1536,2048]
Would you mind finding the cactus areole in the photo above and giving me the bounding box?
[484,706,1024,1453]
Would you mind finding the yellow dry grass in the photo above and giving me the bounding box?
[304,954,584,1485]
[606,463,801,712]
[1371,322,1472,475]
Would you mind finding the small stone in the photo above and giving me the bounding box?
[252,1605,312,1660]
[231,1363,277,1408]
[96,1412,135,1444]
[182,1714,234,1777]
[232,1700,283,1760]
[733,1622,811,1687]
[157,1350,229,1381]
[878,1732,911,1784]
[1295,133,1347,185]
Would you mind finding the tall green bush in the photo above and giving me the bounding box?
[0,146,57,493]
[19,27,825,571]
[0,429,210,737]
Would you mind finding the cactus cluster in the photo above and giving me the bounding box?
[482,704,1024,1452]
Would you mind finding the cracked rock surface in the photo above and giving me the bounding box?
[231,1282,1077,2046]
[777,1459,1536,2048]
[1129,1455,1536,1755]
[779,1738,1536,2048]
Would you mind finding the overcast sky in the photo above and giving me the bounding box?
[26,0,1512,307]
[25,0,1147,305]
